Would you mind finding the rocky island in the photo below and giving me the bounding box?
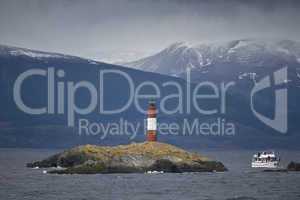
[27,142,227,174]
[287,162,300,171]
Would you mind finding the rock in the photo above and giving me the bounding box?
[26,154,60,168]
[27,142,227,174]
[263,169,288,172]
[287,162,300,171]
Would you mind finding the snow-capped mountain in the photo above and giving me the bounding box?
[123,39,300,81]
[123,39,300,141]
[0,45,76,59]
[0,44,105,66]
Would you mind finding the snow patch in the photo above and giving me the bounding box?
[205,58,212,66]
[238,72,256,80]
[276,47,290,55]
[187,62,196,69]
[296,72,300,80]
[232,40,251,49]
[167,42,190,53]
[88,60,98,65]
[10,49,65,58]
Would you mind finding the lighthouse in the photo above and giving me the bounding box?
[147,101,157,142]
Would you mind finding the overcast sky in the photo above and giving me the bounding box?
[0,0,300,62]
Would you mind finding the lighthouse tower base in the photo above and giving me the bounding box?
[147,130,157,142]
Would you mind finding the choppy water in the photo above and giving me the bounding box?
[0,148,300,200]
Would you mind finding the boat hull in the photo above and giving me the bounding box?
[251,161,279,168]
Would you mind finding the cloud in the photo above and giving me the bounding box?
[0,0,299,62]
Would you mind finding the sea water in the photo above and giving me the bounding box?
[0,148,299,200]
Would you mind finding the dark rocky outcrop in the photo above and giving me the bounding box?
[27,142,227,174]
[287,162,300,171]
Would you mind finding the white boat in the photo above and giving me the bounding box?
[251,151,280,168]
[146,170,164,174]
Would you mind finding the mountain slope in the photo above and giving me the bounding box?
[124,39,300,148]
[0,44,83,60]
[0,44,300,149]
[123,39,300,81]
[0,44,187,147]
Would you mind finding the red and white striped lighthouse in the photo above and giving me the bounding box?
[147,101,157,142]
